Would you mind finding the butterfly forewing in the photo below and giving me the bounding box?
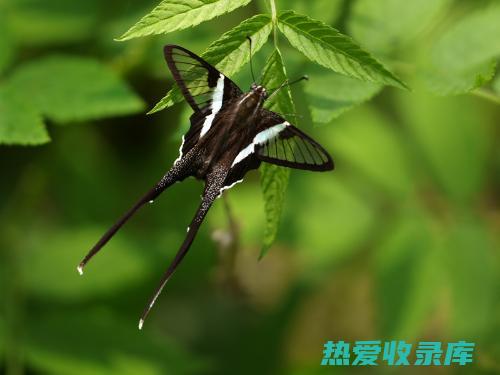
[164,45,242,112]
[165,45,244,161]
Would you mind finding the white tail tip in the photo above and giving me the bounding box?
[77,265,84,275]
[138,319,144,330]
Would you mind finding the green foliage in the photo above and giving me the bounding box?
[397,90,491,204]
[0,86,49,145]
[375,208,438,339]
[275,0,343,25]
[0,21,13,74]
[349,0,449,55]
[6,0,102,46]
[20,228,152,300]
[306,66,381,124]
[150,14,272,113]
[329,106,413,197]
[258,50,294,257]
[444,217,496,338]
[117,0,251,41]
[1,1,499,374]
[25,310,200,375]
[277,10,407,89]
[0,56,144,145]
[494,73,500,94]
[7,56,145,123]
[423,3,500,95]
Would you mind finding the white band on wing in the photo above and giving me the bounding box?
[231,122,289,167]
[199,74,225,139]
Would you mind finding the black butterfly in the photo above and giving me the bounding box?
[77,44,334,329]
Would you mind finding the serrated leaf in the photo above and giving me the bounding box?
[277,10,407,89]
[0,86,50,146]
[423,4,500,95]
[7,55,145,123]
[117,0,251,41]
[306,65,381,124]
[349,0,450,55]
[258,50,295,258]
[150,14,272,113]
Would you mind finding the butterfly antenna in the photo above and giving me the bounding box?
[267,75,309,101]
[247,36,256,83]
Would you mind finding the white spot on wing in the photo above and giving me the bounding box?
[231,122,289,167]
[199,74,225,139]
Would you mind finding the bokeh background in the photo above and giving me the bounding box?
[0,0,499,374]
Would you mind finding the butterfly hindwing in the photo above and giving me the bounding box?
[231,109,334,172]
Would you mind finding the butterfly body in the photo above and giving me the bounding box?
[186,86,266,180]
[78,44,334,329]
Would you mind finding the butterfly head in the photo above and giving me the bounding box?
[250,83,268,100]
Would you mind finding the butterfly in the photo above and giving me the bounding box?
[77,43,334,329]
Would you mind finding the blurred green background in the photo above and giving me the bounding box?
[0,0,499,374]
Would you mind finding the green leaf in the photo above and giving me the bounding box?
[7,55,145,123]
[150,14,272,113]
[258,50,295,258]
[150,15,272,113]
[277,10,408,89]
[349,0,450,55]
[306,65,381,124]
[423,4,500,95]
[117,0,251,41]
[0,86,50,146]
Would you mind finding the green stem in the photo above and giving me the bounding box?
[269,0,278,48]
[471,88,500,105]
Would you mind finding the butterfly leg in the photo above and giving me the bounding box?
[138,166,227,329]
[77,158,194,275]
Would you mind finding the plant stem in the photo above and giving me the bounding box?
[269,0,278,48]
[471,88,500,105]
